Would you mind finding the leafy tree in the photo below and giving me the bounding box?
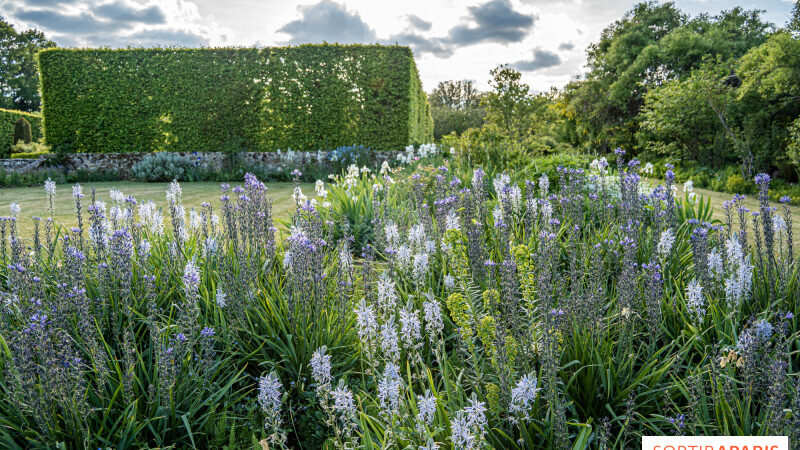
[0,17,55,111]
[481,65,533,144]
[790,1,800,33]
[736,31,800,175]
[429,80,485,139]
[638,64,750,171]
[429,80,481,110]
[564,2,771,154]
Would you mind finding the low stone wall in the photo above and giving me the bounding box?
[0,151,400,176]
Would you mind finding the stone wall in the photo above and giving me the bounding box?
[0,151,400,176]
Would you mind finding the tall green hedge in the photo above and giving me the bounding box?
[0,109,43,155]
[38,45,433,153]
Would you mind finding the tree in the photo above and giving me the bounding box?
[0,18,55,111]
[565,2,771,154]
[735,31,800,175]
[429,80,481,110]
[428,80,486,139]
[790,1,800,33]
[481,66,532,142]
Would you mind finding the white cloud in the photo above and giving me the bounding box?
[3,0,229,47]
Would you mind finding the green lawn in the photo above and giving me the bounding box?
[0,181,314,237]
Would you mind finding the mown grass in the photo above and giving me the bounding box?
[0,181,314,236]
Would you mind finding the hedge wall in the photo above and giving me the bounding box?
[38,45,433,153]
[0,109,43,155]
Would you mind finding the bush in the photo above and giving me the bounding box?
[131,152,195,182]
[0,109,43,156]
[431,106,485,140]
[725,173,755,194]
[38,46,432,153]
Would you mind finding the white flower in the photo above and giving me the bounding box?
[315,180,328,198]
[380,317,401,361]
[539,173,549,196]
[72,184,83,200]
[445,210,460,231]
[109,189,124,203]
[416,391,437,427]
[377,362,402,416]
[443,275,455,290]
[310,346,332,387]
[773,215,787,233]
[509,374,541,420]
[683,179,694,194]
[332,382,356,415]
[9,202,20,217]
[166,180,182,203]
[643,162,654,174]
[44,178,56,197]
[380,160,391,175]
[292,186,307,203]
[138,239,151,259]
[408,224,426,247]
[686,279,704,323]
[216,286,227,308]
[398,307,422,348]
[258,372,283,415]
[412,252,430,282]
[182,259,201,298]
[354,299,378,342]
[189,209,202,231]
[492,205,504,227]
[708,249,723,280]
[423,297,444,343]
[657,229,675,258]
[589,157,609,174]
[384,222,400,246]
[377,272,398,315]
[450,412,473,449]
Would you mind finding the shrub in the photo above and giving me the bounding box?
[13,117,32,145]
[0,109,43,156]
[38,46,432,153]
[725,173,754,194]
[131,152,194,182]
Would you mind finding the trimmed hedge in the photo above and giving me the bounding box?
[1,109,43,155]
[38,45,433,153]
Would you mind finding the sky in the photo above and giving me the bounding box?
[2,0,795,91]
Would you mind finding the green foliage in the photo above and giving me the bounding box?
[131,152,195,182]
[0,18,54,111]
[431,106,485,140]
[735,31,800,176]
[428,80,486,140]
[563,2,772,157]
[37,45,432,153]
[0,108,42,156]
[9,139,49,158]
[725,173,754,194]
[12,116,31,145]
[638,65,734,167]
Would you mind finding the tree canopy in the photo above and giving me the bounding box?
[0,17,55,112]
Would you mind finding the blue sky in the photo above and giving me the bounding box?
[2,0,795,90]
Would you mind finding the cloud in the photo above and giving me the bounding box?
[6,0,225,47]
[94,2,166,25]
[389,32,452,57]
[558,42,574,51]
[445,0,536,46]
[511,47,561,71]
[390,0,535,58]
[405,14,432,31]
[277,0,377,44]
